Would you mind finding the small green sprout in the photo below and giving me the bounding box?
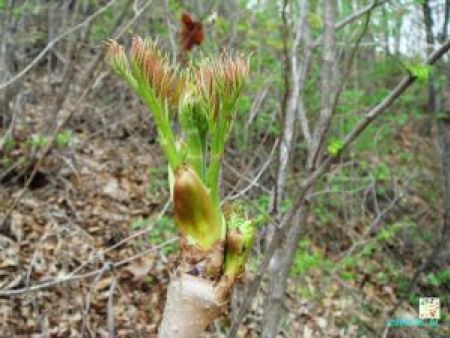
[1,136,16,152]
[327,138,344,157]
[406,63,433,83]
[55,130,73,148]
[29,134,48,150]
[224,207,254,279]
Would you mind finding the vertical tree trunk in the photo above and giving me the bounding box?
[381,3,390,54]
[307,0,336,170]
[274,0,311,212]
[262,0,322,336]
[437,86,450,243]
[422,0,450,253]
[438,0,449,42]
[423,0,436,115]
[394,14,402,55]
[270,0,292,215]
[0,0,20,128]
[262,209,307,338]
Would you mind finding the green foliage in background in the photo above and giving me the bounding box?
[131,216,178,255]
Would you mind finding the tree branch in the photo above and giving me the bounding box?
[0,0,118,91]
[0,238,177,296]
[227,38,450,338]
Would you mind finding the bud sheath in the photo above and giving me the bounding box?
[173,165,222,249]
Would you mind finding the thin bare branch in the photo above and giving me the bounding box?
[0,0,118,90]
[0,238,177,296]
[335,0,386,30]
[107,279,118,338]
[227,38,450,338]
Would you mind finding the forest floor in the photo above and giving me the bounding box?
[0,73,177,337]
[1,73,449,338]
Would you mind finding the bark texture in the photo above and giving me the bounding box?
[263,2,311,335]
[158,273,224,338]
[0,0,20,125]
[307,0,336,170]
[262,209,306,338]
[274,0,311,211]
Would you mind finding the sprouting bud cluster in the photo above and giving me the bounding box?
[130,37,184,107]
[196,55,249,123]
[106,36,253,281]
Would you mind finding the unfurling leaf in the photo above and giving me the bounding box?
[406,63,433,83]
[327,138,344,157]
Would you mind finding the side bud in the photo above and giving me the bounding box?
[223,209,254,279]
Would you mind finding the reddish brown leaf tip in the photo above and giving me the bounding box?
[180,12,204,52]
[181,12,194,25]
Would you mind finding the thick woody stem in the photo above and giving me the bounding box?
[158,273,224,338]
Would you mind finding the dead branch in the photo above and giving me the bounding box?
[0,238,177,297]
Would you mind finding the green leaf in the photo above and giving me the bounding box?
[374,162,392,181]
[340,271,357,281]
[29,134,48,150]
[308,12,323,29]
[55,130,72,148]
[426,273,440,286]
[406,63,433,83]
[1,136,16,152]
[327,138,344,156]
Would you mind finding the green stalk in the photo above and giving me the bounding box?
[179,97,205,179]
[129,58,180,170]
[206,122,226,242]
[185,129,204,178]
[207,150,221,208]
[138,87,180,170]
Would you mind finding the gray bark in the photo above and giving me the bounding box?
[438,0,450,42]
[263,0,333,336]
[262,209,307,338]
[0,0,20,127]
[274,0,311,212]
[438,87,450,242]
[381,3,390,54]
[307,0,336,170]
